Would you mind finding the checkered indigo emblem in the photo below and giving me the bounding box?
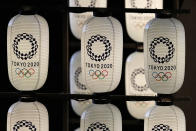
[13,120,36,131]
[130,0,152,8]
[149,36,175,64]
[13,33,38,60]
[86,34,112,62]
[152,124,172,131]
[75,0,96,7]
[74,67,87,90]
[131,68,148,92]
[87,122,110,131]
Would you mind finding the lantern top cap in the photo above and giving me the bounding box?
[93,8,111,17]
[19,91,37,102]
[92,93,111,104]
[136,42,144,52]
[19,5,37,15]
[156,94,173,106]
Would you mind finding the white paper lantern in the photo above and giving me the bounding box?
[70,51,92,116]
[125,51,156,119]
[144,17,185,94]
[125,0,163,42]
[69,0,107,39]
[81,16,123,93]
[81,104,122,131]
[7,14,49,91]
[145,105,186,131]
[75,128,80,131]
[7,101,49,131]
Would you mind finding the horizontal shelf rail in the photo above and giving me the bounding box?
[67,7,190,14]
[0,92,190,102]
[68,94,191,102]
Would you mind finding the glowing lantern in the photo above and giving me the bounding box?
[7,101,49,131]
[69,0,107,39]
[7,14,49,91]
[144,16,185,94]
[70,51,92,116]
[81,15,123,93]
[125,51,156,119]
[81,104,122,131]
[125,0,163,42]
[145,105,186,131]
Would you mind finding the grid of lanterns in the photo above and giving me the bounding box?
[5,0,186,131]
[69,0,186,131]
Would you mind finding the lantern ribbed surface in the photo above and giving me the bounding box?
[70,51,92,116]
[81,104,122,131]
[75,128,80,131]
[7,101,49,131]
[125,0,163,42]
[144,18,185,94]
[125,52,156,119]
[81,16,123,93]
[144,105,186,131]
[7,14,49,91]
[69,0,107,39]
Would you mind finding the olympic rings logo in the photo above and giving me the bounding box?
[88,69,108,80]
[152,72,172,81]
[15,68,35,78]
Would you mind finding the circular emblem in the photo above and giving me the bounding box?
[13,120,36,131]
[87,122,110,131]
[13,33,38,60]
[149,36,175,64]
[74,67,87,90]
[131,68,148,92]
[152,124,172,131]
[130,0,152,8]
[86,34,112,62]
[75,0,96,7]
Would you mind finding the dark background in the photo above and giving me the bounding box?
[0,0,194,131]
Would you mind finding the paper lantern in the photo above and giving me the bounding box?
[125,0,163,42]
[125,51,156,119]
[7,101,49,131]
[81,104,122,131]
[75,128,80,131]
[69,0,107,39]
[145,105,186,131]
[81,16,123,93]
[7,14,49,91]
[70,51,92,116]
[144,17,185,94]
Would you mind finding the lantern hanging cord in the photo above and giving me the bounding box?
[179,0,185,10]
